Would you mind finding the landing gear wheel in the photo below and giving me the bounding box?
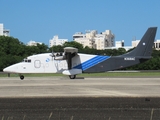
[20,75,24,80]
[69,75,76,79]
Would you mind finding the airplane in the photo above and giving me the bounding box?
[3,27,157,80]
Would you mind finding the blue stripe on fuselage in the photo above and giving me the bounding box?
[73,55,110,71]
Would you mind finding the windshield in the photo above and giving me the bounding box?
[23,58,31,63]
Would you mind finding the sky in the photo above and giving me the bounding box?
[0,0,160,46]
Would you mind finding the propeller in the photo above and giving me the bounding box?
[49,48,55,59]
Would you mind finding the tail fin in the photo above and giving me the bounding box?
[123,27,157,57]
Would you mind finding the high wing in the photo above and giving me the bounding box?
[64,47,78,53]
[51,47,78,64]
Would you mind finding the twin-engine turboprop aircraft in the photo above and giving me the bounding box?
[3,27,157,80]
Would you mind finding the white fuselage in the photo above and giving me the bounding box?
[3,53,97,75]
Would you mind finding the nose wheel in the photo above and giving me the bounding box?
[20,75,24,80]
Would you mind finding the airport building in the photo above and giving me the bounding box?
[49,35,68,47]
[27,40,42,46]
[0,23,10,36]
[73,30,115,50]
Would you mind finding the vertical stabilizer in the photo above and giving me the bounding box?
[123,27,157,57]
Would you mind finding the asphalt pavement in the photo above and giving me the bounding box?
[0,77,160,120]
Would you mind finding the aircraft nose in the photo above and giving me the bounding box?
[3,65,17,73]
[3,67,10,72]
[3,68,6,72]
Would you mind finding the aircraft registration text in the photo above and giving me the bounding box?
[124,57,135,60]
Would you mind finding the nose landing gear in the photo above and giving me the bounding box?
[20,75,24,80]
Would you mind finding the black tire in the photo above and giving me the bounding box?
[20,75,24,80]
[69,75,76,79]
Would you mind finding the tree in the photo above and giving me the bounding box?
[0,36,26,56]
[36,43,48,53]
[49,45,63,52]
[25,45,39,56]
[0,36,27,71]
[117,48,126,55]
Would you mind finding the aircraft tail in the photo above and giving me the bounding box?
[122,27,157,57]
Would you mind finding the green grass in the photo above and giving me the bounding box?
[1,71,160,77]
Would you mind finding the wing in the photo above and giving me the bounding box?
[53,47,78,60]
[64,47,78,53]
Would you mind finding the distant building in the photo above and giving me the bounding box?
[132,40,140,48]
[49,35,68,47]
[105,40,133,51]
[27,40,42,46]
[131,39,160,50]
[153,40,160,50]
[105,46,133,51]
[115,40,124,48]
[73,30,114,50]
[0,23,10,36]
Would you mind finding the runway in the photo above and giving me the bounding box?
[0,76,160,97]
[0,76,160,119]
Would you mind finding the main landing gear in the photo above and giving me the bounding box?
[20,75,24,80]
[69,75,76,79]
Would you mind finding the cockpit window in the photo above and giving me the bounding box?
[23,59,31,63]
[28,59,31,63]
